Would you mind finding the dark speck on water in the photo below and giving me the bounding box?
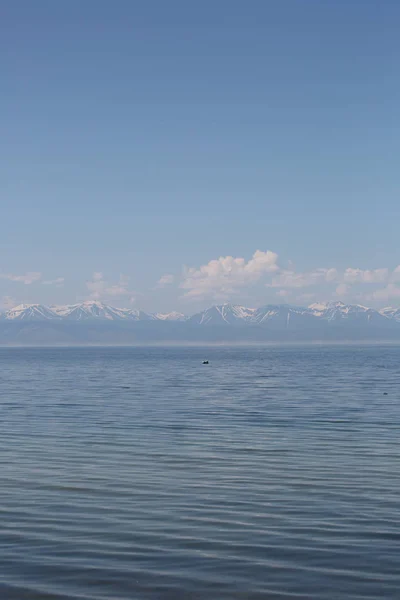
[1,344,400,599]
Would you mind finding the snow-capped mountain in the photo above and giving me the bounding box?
[187,301,395,333]
[126,309,156,321]
[253,304,316,327]
[51,301,154,321]
[52,301,131,321]
[188,304,256,325]
[379,307,400,322]
[0,300,397,327]
[307,301,388,325]
[189,303,320,329]
[4,304,59,321]
[1,300,400,344]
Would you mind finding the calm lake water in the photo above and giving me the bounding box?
[0,345,399,599]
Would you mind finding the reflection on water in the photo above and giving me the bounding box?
[0,345,400,599]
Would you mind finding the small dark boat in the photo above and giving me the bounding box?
[202,360,209,364]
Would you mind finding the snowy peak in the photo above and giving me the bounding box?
[1,301,157,322]
[253,304,306,321]
[252,304,319,330]
[308,301,368,312]
[308,302,332,315]
[52,301,134,321]
[188,304,256,325]
[307,301,391,327]
[125,309,156,321]
[253,304,288,324]
[379,307,400,322]
[1,302,399,334]
[308,301,378,320]
[53,302,157,322]
[5,304,59,321]
[188,301,394,331]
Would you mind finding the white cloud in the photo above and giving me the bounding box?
[343,268,388,284]
[391,266,400,282]
[372,284,400,302]
[86,273,104,299]
[177,251,396,303]
[181,250,279,299]
[276,289,290,298]
[325,268,338,282]
[336,283,349,296]
[157,274,174,288]
[105,275,131,297]
[105,285,129,297]
[86,272,133,300]
[267,266,391,294]
[245,250,279,275]
[0,272,42,285]
[42,277,64,286]
[269,268,337,289]
[0,296,17,309]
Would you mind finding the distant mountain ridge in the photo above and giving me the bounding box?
[0,301,166,322]
[1,300,400,344]
[1,300,399,325]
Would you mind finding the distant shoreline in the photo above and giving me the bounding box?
[2,340,400,349]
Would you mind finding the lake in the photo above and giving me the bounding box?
[0,345,399,599]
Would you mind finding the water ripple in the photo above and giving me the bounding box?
[0,345,400,599]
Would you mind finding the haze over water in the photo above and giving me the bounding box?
[0,345,399,599]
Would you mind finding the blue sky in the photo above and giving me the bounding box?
[1,1,400,313]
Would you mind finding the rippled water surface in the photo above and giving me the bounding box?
[0,345,400,599]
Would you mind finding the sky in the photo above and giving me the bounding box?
[1,0,400,314]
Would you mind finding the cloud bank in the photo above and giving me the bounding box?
[2,251,400,309]
[181,250,279,299]
[176,250,400,305]
[0,272,42,285]
[157,274,175,288]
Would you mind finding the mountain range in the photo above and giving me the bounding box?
[0,300,400,344]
